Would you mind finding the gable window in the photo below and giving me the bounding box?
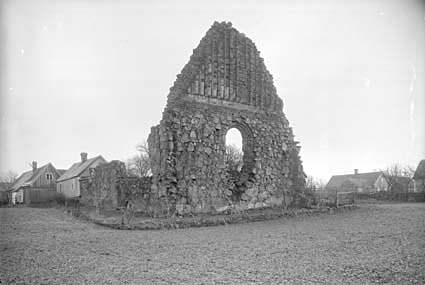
[46,173,53,180]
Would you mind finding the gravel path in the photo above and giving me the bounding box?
[1,203,424,284]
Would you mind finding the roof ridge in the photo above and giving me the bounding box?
[330,171,382,177]
[57,155,105,182]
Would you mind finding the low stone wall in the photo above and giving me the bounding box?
[80,159,315,217]
[79,204,358,230]
[116,176,156,212]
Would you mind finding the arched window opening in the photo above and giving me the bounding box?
[223,124,255,202]
[225,127,248,202]
[225,128,243,172]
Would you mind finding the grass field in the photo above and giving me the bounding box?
[1,203,424,284]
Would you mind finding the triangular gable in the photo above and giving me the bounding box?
[413,160,425,179]
[10,163,58,191]
[168,21,283,113]
[26,163,60,185]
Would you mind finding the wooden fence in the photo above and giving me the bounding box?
[316,190,355,207]
[317,189,425,204]
[354,191,425,202]
[24,188,60,204]
[0,191,8,205]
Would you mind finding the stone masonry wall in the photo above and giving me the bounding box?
[116,176,157,213]
[80,161,156,213]
[148,22,305,215]
[80,160,127,209]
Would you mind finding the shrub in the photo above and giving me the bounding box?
[55,193,66,205]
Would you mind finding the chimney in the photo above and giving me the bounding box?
[354,169,359,175]
[32,161,37,172]
[80,152,88,162]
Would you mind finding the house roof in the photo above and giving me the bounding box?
[326,172,382,189]
[413,160,425,179]
[10,163,57,192]
[10,171,33,191]
[57,155,106,182]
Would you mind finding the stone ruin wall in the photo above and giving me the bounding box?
[80,160,126,209]
[148,22,305,215]
[80,161,155,212]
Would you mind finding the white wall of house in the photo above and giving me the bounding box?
[374,175,389,192]
[57,178,80,198]
[413,179,424,193]
[57,157,105,198]
[12,190,24,204]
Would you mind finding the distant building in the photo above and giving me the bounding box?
[57,153,106,198]
[9,162,62,204]
[326,170,385,193]
[413,160,425,192]
[326,169,413,193]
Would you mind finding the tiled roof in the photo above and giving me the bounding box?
[413,160,425,179]
[10,163,54,192]
[10,171,33,191]
[57,156,105,182]
[326,172,382,189]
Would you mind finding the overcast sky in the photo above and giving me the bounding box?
[1,0,424,182]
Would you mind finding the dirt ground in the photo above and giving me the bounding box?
[1,203,424,284]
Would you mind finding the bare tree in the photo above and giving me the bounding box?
[401,165,415,178]
[224,144,243,172]
[381,164,414,193]
[299,175,326,207]
[136,141,149,156]
[126,140,151,178]
[305,175,325,192]
[0,170,18,184]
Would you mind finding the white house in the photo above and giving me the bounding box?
[57,153,106,198]
[326,169,413,193]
